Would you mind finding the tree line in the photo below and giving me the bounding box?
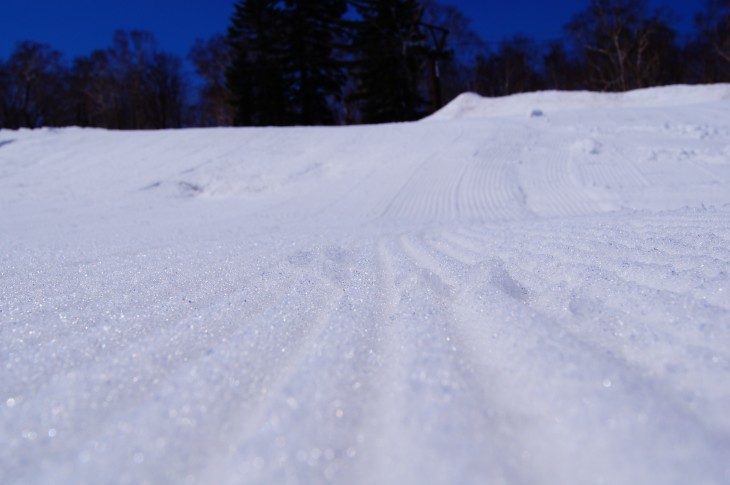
[0,30,186,130]
[1,0,728,130]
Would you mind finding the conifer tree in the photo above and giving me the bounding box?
[226,0,293,126]
[350,0,427,123]
[283,0,348,125]
[226,0,348,126]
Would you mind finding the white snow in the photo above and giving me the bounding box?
[1,85,730,485]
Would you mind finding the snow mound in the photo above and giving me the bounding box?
[426,84,730,121]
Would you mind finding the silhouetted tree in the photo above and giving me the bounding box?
[349,0,427,123]
[421,0,483,105]
[688,0,730,82]
[543,41,582,90]
[68,50,116,127]
[189,35,235,126]
[474,36,544,96]
[283,0,348,125]
[352,0,426,123]
[0,58,9,128]
[226,0,348,126]
[0,41,67,128]
[566,0,680,91]
[637,15,683,86]
[227,0,294,126]
[146,52,186,128]
[104,30,187,129]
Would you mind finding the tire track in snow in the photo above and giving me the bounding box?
[171,273,346,485]
[380,153,464,222]
[483,214,730,313]
[350,239,430,485]
[380,134,532,223]
[521,142,611,217]
[438,219,730,435]
[456,215,730,341]
[468,149,530,221]
[4,250,347,485]
[570,138,650,194]
[373,236,526,484]
[197,242,395,485]
[399,230,730,484]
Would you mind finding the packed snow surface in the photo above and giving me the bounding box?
[2,85,730,484]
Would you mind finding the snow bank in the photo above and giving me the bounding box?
[426,83,730,121]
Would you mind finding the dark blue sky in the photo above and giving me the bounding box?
[1,0,700,62]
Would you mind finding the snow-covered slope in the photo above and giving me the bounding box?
[1,85,729,485]
[426,84,730,120]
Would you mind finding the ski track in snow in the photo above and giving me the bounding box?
[1,85,730,484]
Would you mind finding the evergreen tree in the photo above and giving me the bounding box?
[283,0,348,125]
[350,0,427,123]
[226,0,293,126]
[226,0,348,126]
